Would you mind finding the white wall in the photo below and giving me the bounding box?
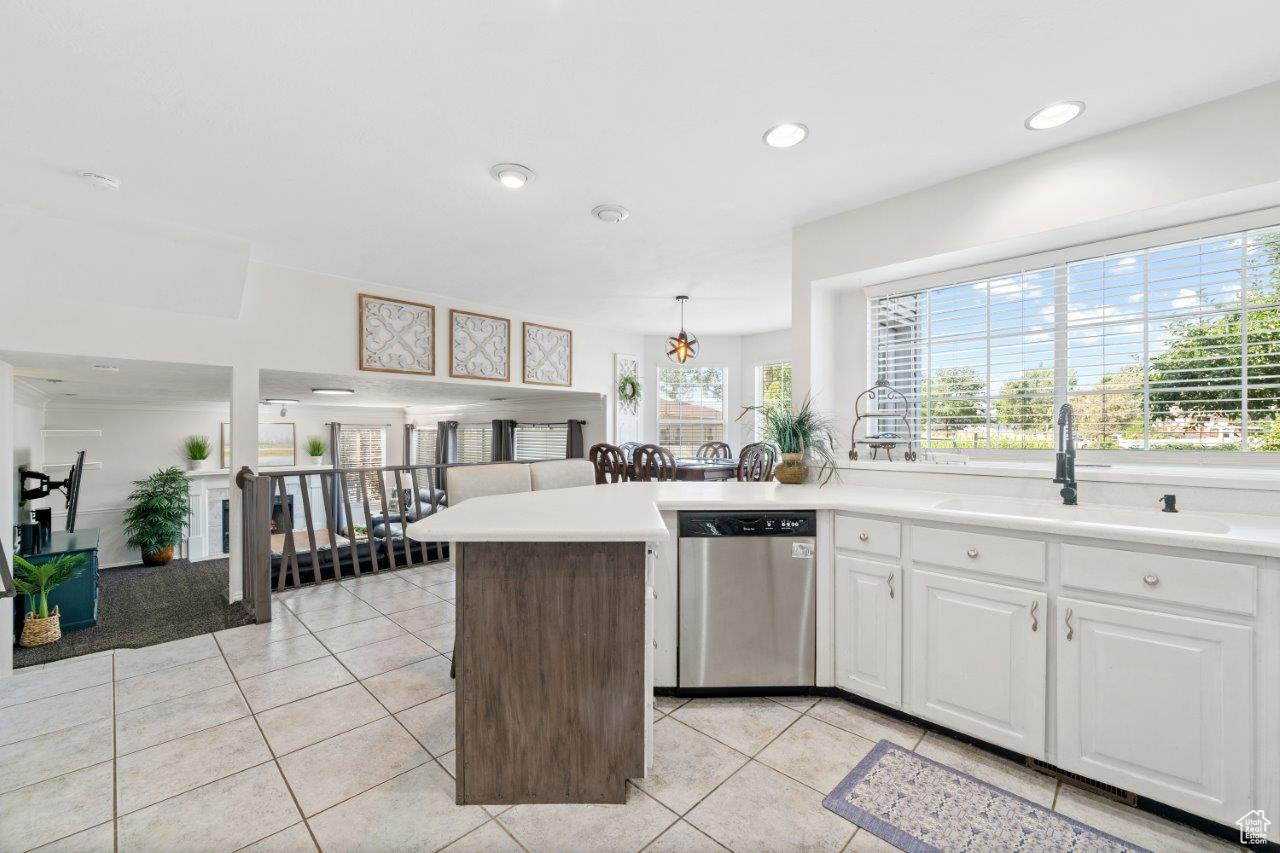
[789,81,1280,504]
[791,81,1280,425]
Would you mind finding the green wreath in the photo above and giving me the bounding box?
[617,372,642,413]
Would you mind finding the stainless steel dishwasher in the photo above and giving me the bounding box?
[678,511,817,688]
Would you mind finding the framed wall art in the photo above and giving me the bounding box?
[449,309,511,381]
[358,293,435,375]
[220,422,297,468]
[522,322,572,386]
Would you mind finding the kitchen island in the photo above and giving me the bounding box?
[408,480,1280,837]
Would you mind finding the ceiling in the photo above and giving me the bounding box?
[5,351,231,403]
[259,369,601,410]
[3,2,1279,335]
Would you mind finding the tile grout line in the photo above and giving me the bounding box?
[112,652,119,853]
[212,630,322,852]
[288,573,491,850]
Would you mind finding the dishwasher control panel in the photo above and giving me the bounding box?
[678,511,817,537]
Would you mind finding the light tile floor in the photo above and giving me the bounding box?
[1,564,1238,852]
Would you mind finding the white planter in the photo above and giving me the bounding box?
[310,455,325,466]
[188,458,210,472]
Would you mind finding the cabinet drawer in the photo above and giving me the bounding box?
[912,526,1045,583]
[834,515,901,559]
[1061,545,1256,616]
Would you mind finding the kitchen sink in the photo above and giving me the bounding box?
[931,496,1232,534]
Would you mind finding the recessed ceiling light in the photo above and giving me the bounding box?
[489,163,534,189]
[80,171,121,191]
[311,388,355,396]
[263,398,298,405]
[1025,101,1085,130]
[762,123,808,148]
[90,363,119,373]
[591,204,630,223]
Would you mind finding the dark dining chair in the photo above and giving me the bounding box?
[737,442,777,482]
[633,444,677,481]
[695,441,732,460]
[588,443,629,484]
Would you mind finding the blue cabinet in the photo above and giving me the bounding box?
[12,528,100,639]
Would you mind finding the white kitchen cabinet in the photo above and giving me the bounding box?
[908,568,1047,757]
[834,553,902,706]
[1055,597,1253,824]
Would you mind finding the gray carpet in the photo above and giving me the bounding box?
[14,558,253,668]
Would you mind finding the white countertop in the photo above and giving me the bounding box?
[405,481,1280,558]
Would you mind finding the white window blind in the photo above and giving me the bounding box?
[412,426,438,464]
[870,224,1280,453]
[513,423,568,460]
[337,426,386,514]
[658,366,726,456]
[755,361,793,440]
[456,423,493,464]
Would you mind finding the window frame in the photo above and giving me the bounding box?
[656,363,730,456]
[865,208,1280,465]
[754,360,793,442]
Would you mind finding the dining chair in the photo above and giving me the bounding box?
[737,442,777,482]
[443,462,534,679]
[633,444,677,482]
[695,441,732,459]
[588,443,629,484]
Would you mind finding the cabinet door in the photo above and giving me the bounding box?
[834,554,902,706]
[908,569,1047,756]
[1056,597,1252,824]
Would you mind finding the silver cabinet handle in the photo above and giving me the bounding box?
[859,532,870,542]
[966,547,979,559]
[1143,574,1160,587]
[887,572,895,599]
[1065,607,1074,641]
[1030,600,1038,632]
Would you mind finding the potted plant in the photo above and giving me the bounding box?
[13,552,86,647]
[122,466,191,566]
[184,435,213,471]
[739,394,839,485]
[305,436,327,466]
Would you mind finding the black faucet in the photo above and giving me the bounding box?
[1053,403,1077,506]
[1159,494,1178,513]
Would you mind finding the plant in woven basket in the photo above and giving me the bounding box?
[122,466,191,566]
[13,552,86,647]
[737,393,840,485]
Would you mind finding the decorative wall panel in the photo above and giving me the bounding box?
[523,322,573,386]
[450,310,511,381]
[359,293,435,375]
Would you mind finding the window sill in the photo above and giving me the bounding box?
[840,458,1280,491]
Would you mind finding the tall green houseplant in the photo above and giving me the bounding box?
[122,466,191,566]
[739,394,840,484]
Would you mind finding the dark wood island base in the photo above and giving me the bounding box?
[454,540,647,804]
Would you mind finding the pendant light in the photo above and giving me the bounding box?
[666,296,699,364]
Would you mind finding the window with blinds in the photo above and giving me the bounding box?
[513,423,569,460]
[755,361,793,440]
[658,366,726,456]
[456,423,493,464]
[412,426,438,464]
[870,224,1280,453]
[337,425,386,514]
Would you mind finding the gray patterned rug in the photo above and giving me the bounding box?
[823,740,1149,852]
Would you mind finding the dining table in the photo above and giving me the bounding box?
[629,457,738,481]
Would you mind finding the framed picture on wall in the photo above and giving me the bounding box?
[358,293,435,375]
[449,309,511,381]
[522,322,572,386]
[221,423,297,468]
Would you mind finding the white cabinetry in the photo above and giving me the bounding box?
[907,568,1047,757]
[834,554,902,706]
[1055,596,1253,824]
